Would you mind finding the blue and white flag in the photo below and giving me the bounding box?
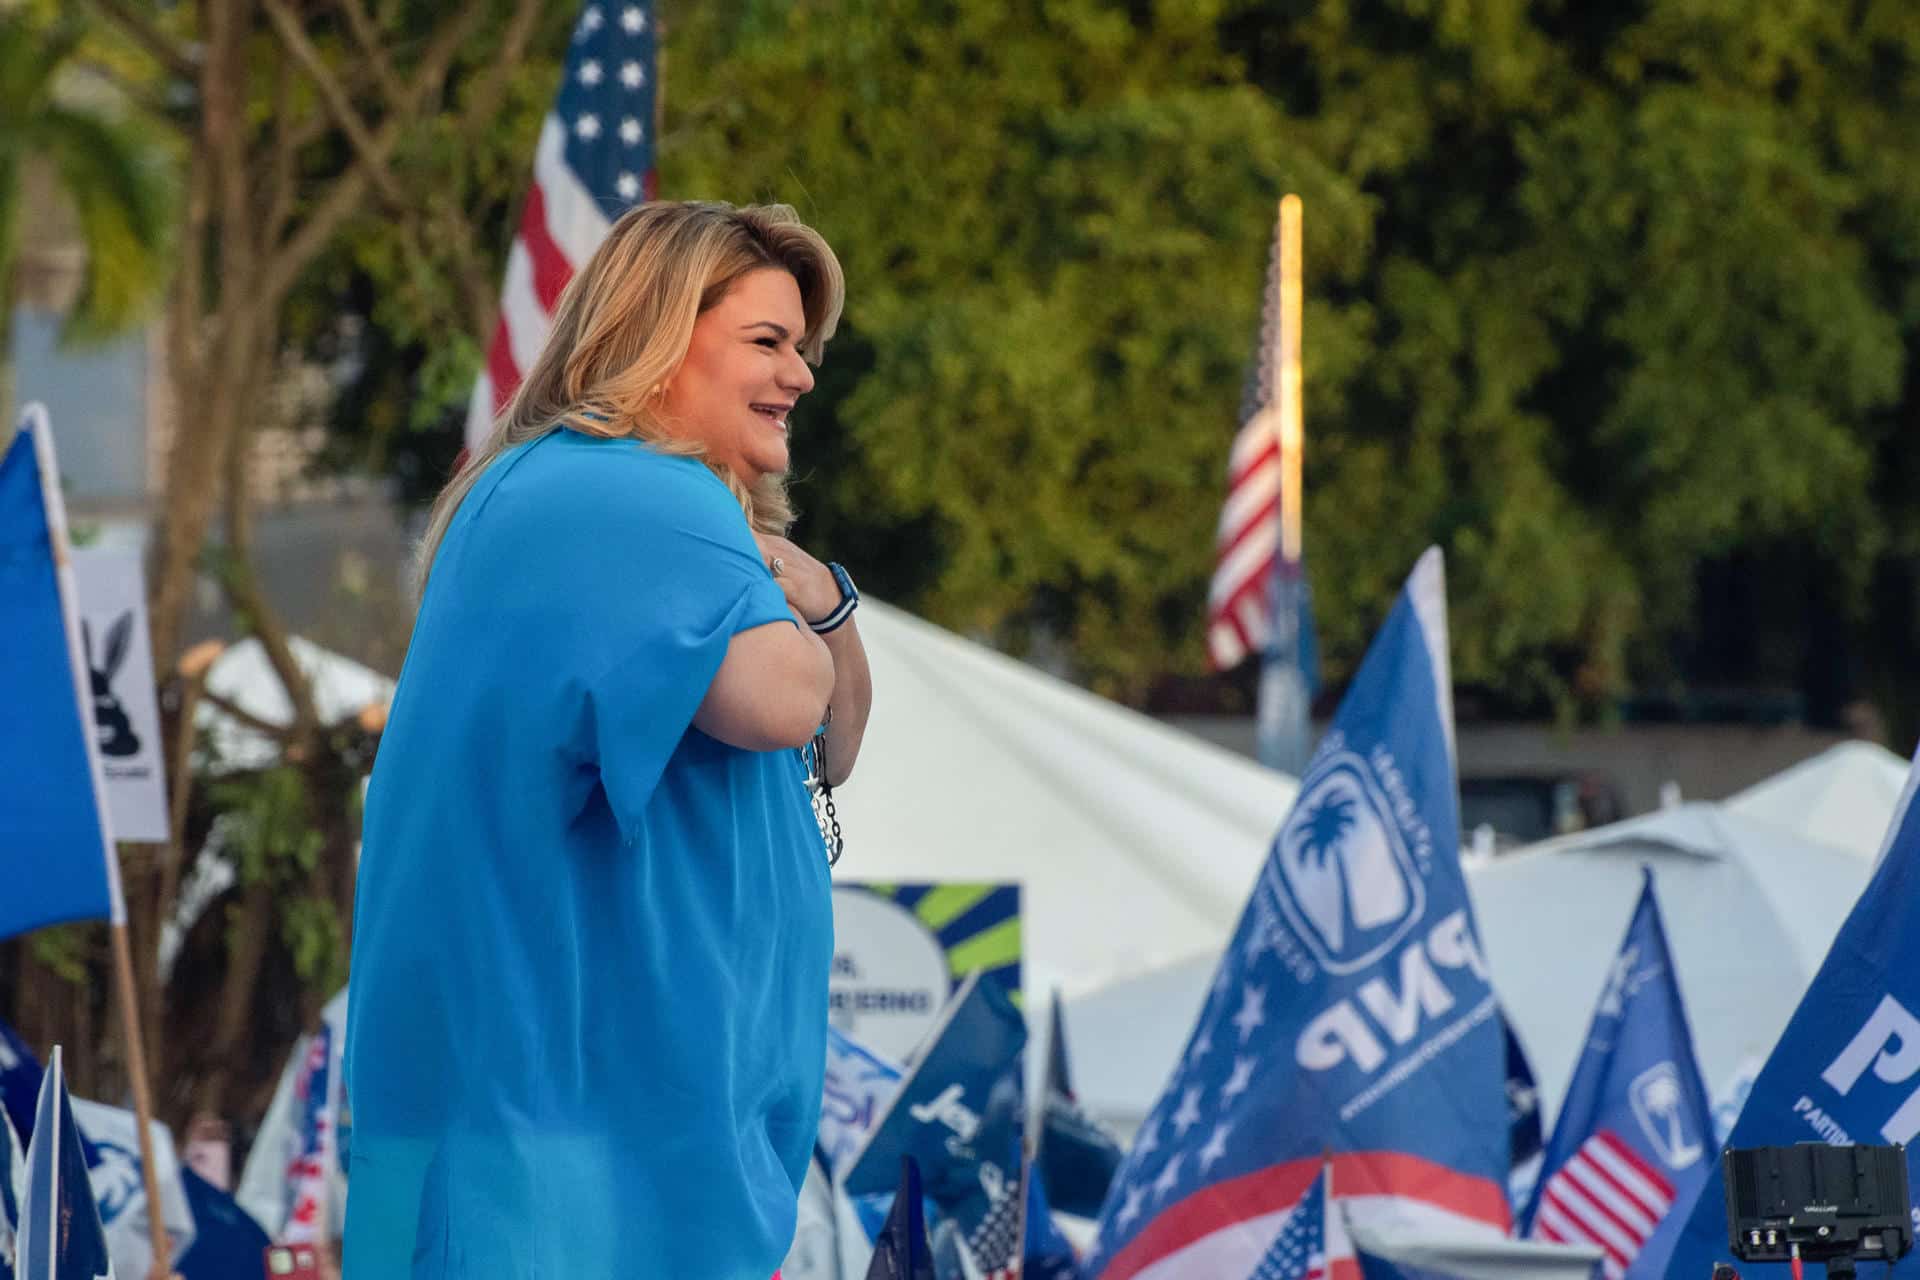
[1635,745,1920,1278]
[1023,1164,1082,1280]
[15,1048,114,1280]
[0,1022,195,1277]
[1523,870,1710,1280]
[1503,1012,1545,1215]
[173,1169,270,1280]
[823,1025,905,1176]
[1248,1165,1328,1280]
[0,406,124,941]
[1037,993,1124,1220]
[3,1103,25,1280]
[1086,549,1510,1280]
[843,973,1027,1278]
[0,1022,42,1158]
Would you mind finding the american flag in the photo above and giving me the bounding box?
[1249,1167,1329,1280]
[1529,1130,1674,1279]
[464,0,658,453]
[1206,221,1288,671]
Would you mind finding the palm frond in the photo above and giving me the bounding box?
[32,103,174,340]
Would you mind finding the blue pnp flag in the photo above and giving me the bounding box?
[843,973,1027,1278]
[1087,549,1510,1280]
[1636,747,1920,1278]
[1504,1011,1545,1214]
[174,1169,270,1280]
[3,1103,26,1280]
[0,408,122,941]
[1037,993,1123,1219]
[0,1019,44,1154]
[1523,870,1711,1279]
[864,1158,935,1280]
[1022,1164,1082,1280]
[16,1047,115,1280]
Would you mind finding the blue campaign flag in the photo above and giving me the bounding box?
[823,1025,904,1176]
[843,973,1027,1277]
[1522,870,1711,1278]
[174,1170,269,1280]
[0,408,123,941]
[15,1048,114,1280]
[1247,1164,1327,1280]
[1087,549,1511,1280]
[1504,1011,1545,1215]
[3,1104,25,1280]
[1037,993,1123,1219]
[0,1020,43,1154]
[864,1158,935,1280]
[1023,1165,1082,1280]
[1636,746,1920,1279]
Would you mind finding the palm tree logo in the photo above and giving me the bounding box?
[1632,1062,1703,1168]
[1290,788,1359,952]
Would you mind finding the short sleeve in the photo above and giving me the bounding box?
[568,452,792,836]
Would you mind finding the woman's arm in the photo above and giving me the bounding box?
[754,534,873,784]
[693,613,835,751]
[816,616,871,786]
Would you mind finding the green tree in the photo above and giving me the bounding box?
[652,0,1919,726]
[0,5,169,425]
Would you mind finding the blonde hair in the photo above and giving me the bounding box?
[417,200,845,583]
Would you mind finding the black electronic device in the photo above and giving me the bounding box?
[1722,1143,1913,1277]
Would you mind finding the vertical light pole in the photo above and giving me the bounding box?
[1257,195,1310,776]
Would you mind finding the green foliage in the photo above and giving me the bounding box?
[648,0,1920,713]
[210,765,348,992]
[0,8,173,342]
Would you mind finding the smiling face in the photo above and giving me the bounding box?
[656,267,816,487]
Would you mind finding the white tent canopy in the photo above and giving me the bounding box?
[1723,739,1911,861]
[1470,802,1870,1123]
[199,635,394,770]
[835,601,1298,1002]
[1066,799,1876,1138]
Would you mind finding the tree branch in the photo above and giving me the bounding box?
[335,0,405,106]
[198,689,292,741]
[260,0,410,210]
[257,0,487,308]
[82,0,197,82]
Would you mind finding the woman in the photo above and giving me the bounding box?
[343,202,871,1278]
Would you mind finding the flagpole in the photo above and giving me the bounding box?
[32,412,173,1277]
[1256,195,1310,776]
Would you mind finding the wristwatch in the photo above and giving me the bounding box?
[810,562,859,634]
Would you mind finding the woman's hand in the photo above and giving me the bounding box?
[754,532,841,625]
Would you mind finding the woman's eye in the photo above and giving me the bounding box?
[755,337,780,348]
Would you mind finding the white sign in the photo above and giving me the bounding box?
[72,548,170,841]
[829,888,951,1061]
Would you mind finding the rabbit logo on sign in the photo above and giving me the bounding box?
[1262,753,1425,975]
[83,612,141,757]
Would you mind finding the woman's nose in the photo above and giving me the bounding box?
[780,351,815,396]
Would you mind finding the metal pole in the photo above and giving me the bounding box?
[1256,197,1311,777]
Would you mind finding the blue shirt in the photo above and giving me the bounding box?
[343,429,833,1278]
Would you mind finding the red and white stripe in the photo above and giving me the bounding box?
[1206,409,1283,670]
[1099,1151,1509,1280]
[464,117,620,454]
[1530,1130,1676,1279]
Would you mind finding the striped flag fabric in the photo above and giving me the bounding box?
[1529,1130,1674,1276]
[1248,1166,1329,1280]
[463,0,657,453]
[1522,870,1710,1280]
[1208,223,1313,674]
